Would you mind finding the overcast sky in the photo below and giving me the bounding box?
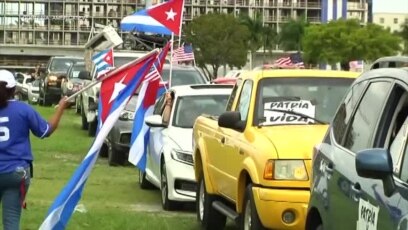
[373,0,408,13]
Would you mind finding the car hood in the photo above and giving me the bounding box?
[256,125,329,159]
[167,127,193,152]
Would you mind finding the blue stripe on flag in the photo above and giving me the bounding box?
[120,9,172,35]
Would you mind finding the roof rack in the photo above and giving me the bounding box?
[189,84,233,89]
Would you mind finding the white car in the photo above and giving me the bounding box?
[14,72,35,101]
[142,84,233,210]
[27,79,40,104]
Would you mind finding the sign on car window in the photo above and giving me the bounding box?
[263,100,316,125]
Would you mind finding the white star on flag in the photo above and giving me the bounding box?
[165,8,177,21]
[109,75,127,103]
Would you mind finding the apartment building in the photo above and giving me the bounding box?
[0,0,368,69]
[373,12,408,32]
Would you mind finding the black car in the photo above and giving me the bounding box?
[306,67,408,230]
[39,56,83,106]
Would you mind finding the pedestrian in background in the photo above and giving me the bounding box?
[0,69,70,230]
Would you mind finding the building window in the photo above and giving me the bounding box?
[380,17,384,23]
[394,18,398,24]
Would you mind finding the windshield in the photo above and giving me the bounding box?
[173,95,230,128]
[162,69,207,87]
[255,77,355,126]
[50,59,78,72]
[69,64,86,79]
[32,79,40,87]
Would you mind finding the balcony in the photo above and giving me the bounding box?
[265,15,277,22]
[35,25,48,30]
[307,16,321,23]
[49,25,63,30]
[93,12,107,17]
[50,10,64,16]
[50,40,63,45]
[347,2,366,10]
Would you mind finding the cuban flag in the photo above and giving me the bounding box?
[39,51,159,230]
[120,0,184,36]
[92,48,114,76]
[128,44,170,169]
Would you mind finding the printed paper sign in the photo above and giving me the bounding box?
[263,100,316,125]
[356,199,379,230]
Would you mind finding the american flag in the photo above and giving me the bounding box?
[349,60,364,69]
[274,53,305,68]
[172,44,195,62]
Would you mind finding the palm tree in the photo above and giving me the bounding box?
[240,13,277,68]
[279,16,308,51]
[399,22,408,55]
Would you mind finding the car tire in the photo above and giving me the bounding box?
[161,161,178,211]
[88,119,97,137]
[81,102,89,130]
[108,144,125,166]
[197,172,226,230]
[75,97,81,114]
[139,170,154,189]
[43,94,51,106]
[241,184,265,230]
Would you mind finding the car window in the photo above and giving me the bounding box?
[15,74,24,84]
[154,95,166,115]
[50,59,77,72]
[255,77,355,126]
[343,81,392,153]
[69,65,86,79]
[226,79,242,111]
[161,69,207,87]
[235,80,253,121]
[172,94,230,128]
[397,121,408,181]
[332,80,368,144]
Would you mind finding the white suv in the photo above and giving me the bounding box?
[141,84,233,210]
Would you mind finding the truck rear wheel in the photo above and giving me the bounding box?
[81,103,89,130]
[241,184,265,230]
[197,172,226,230]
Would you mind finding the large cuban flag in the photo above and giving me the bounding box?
[128,44,170,169]
[39,50,159,230]
[120,0,184,36]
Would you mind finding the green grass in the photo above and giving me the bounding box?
[1,105,200,230]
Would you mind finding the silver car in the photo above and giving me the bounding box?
[27,79,40,104]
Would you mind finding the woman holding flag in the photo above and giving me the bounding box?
[0,70,70,230]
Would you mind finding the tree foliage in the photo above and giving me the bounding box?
[302,19,402,68]
[279,16,308,51]
[184,13,250,79]
[398,21,408,55]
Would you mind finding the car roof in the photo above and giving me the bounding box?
[372,56,408,62]
[239,69,360,82]
[354,68,408,85]
[170,84,233,97]
[163,64,198,71]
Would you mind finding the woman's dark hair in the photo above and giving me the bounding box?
[0,82,15,108]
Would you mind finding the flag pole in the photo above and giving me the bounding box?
[169,33,174,88]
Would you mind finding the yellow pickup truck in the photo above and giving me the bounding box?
[193,69,359,229]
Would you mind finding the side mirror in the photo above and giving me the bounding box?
[145,115,166,128]
[78,71,91,80]
[356,148,395,197]
[218,111,244,131]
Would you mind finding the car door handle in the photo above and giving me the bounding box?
[220,137,225,144]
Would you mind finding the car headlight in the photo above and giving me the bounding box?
[264,160,308,181]
[119,110,135,121]
[48,75,57,81]
[171,150,193,165]
[67,82,74,90]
